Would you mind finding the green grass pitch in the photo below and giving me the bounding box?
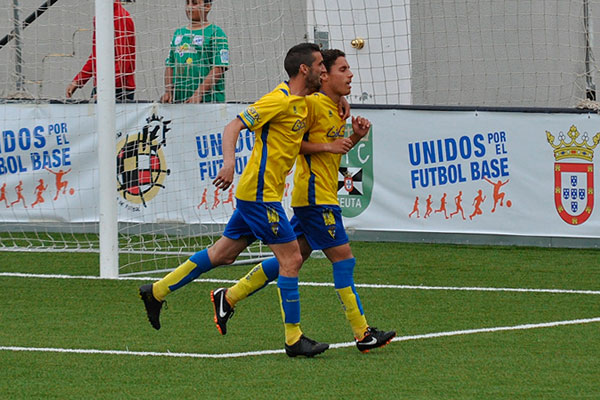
[1,242,599,399]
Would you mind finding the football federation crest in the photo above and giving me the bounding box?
[338,124,373,218]
[116,114,171,207]
[546,125,599,225]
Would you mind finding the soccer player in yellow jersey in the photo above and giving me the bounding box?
[139,43,330,357]
[211,49,396,353]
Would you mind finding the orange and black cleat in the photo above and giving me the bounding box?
[355,327,396,353]
[211,288,235,335]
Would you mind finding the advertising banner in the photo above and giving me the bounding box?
[343,109,600,238]
[1,104,599,239]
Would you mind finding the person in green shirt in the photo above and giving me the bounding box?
[161,0,229,103]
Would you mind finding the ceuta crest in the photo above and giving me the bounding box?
[546,125,596,225]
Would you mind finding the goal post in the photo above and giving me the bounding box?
[96,0,118,278]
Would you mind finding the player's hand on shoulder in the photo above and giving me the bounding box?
[213,164,234,190]
[338,96,351,120]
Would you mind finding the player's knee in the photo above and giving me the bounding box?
[291,252,303,268]
[280,252,303,273]
[286,253,304,271]
[207,245,236,266]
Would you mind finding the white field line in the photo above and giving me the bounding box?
[1,317,599,359]
[1,272,599,295]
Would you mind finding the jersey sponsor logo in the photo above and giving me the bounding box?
[547,125,598,225]
[338,124,373,217]
[116,113,171,209]
[291,119,306,132]
[220,49,229,64]
[326,124,346,138]
[174,35,183,45]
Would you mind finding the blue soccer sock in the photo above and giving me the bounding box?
[277,275,302,345]
[332,258,368,339]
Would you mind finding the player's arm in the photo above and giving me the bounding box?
[300,138,352,155]
[348,115,371,146]
[301,115,371,155]
[185,66,226,103]
[213,117,244,190]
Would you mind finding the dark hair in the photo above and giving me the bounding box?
[186,0,212,4]
[284,43,321,78]
[321,49,346,73]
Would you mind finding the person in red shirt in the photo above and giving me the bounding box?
[66,0,135,101]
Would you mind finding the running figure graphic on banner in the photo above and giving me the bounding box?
[450,191,465,220]
[10,181,27,208]
[31,179,49,208]
[434,192,449,219]
[469,189,486,220]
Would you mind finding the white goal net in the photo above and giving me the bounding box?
[1,0,600,276]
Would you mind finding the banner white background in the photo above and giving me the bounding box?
[348,108,600,238]
[0,104,598,239]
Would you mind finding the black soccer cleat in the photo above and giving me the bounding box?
[355,326,396,353]
[211,288,234,335]
[139,284,164,330]
[285,335,329,358]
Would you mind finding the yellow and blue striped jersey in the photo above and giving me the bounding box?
[292,92,346,207]
[236,82,308,202]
